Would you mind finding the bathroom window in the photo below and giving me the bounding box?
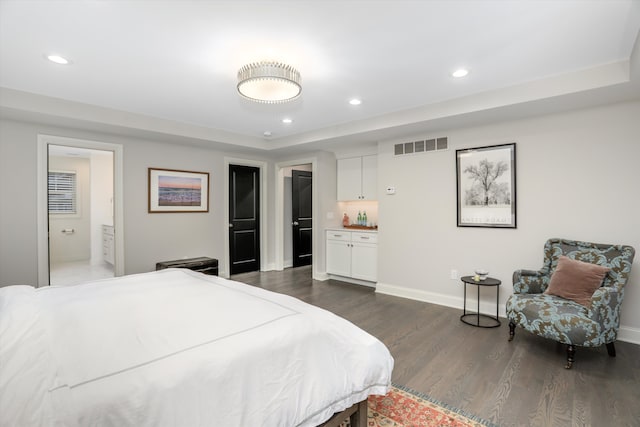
[48,171,77,214]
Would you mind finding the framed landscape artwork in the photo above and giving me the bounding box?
[148,168,209,213]
[456,143,516,228]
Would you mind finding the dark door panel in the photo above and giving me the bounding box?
[292,170,312,267]
[229,165,260,274]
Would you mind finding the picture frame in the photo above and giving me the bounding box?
[456,143,516,228]
[148,168,209,213]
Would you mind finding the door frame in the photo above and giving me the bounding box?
[37,134,125,286]
[275,157,318,277]
[223,157,267,278]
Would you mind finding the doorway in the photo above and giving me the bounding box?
[274,158,318,277]
[229,164,261,275]
[47,145,115,285]
[37,135,124,287]
[291,168,312,267]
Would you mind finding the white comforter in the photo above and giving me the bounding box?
[0,269,393,427]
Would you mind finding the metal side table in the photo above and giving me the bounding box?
[460,276,501,328]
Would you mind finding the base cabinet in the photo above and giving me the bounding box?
[102,225,114,265]
[326,230,377,282]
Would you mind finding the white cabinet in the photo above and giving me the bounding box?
[326,230,377,282]
[326,233,351,277]
[102,225,114,265]
[337,155,377,201]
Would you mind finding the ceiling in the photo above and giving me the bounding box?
[1,0,639,153]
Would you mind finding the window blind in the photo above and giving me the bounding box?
[48,171,77,214]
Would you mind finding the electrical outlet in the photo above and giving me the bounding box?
[450,269,458,280]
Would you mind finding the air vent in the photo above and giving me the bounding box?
[394,137,448,156]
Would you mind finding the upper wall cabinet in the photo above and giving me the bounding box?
[337,155,378,201]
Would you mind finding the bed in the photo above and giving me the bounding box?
[0,268,393,426]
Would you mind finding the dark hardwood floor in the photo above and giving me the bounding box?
[232,266,640,427]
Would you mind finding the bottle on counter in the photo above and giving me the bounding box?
[363,211,367,226]
[342,212,350,227]
[357,211,362,226]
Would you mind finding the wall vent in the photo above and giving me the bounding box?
[394,136,448,156]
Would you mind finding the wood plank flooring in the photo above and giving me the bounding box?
[232,266,640,427]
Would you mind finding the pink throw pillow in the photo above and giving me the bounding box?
[545,256,610,306]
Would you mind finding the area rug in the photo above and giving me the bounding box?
[340,384,497,427]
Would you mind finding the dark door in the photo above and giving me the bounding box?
[292,170,312,267]
[229,165,260,275]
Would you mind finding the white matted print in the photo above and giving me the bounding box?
[456,143,516,228]
[148,168,209,213]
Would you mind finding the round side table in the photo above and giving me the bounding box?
[460,276,501,328]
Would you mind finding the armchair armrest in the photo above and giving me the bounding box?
[589,286,623,331]
[512,269,549,294]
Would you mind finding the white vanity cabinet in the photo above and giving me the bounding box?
[326,229,377,283]
[337,155,377,201]
[102,225,114,265]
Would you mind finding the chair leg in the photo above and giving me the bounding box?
[508,321,516,341]
[606,342,616,357]
[565,344,575,369]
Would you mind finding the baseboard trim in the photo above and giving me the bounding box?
[376,282,506,318]
[314,272,330,281]
[327,274,376,288]
[375,282,639,344]
[618,326,640,345]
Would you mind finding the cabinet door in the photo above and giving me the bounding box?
[337,157,363,201]
[326,239,352,277]
[351,242,377,282]
[361,155,378,200]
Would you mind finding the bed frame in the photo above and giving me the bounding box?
[319,400,367,427]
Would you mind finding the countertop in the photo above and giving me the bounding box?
[326,227,378,233]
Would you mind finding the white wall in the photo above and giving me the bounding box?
[0,118,341,284]
[376,100,640,342]
[90,150,113,265]
[0,118,273,284]
[0,120,39,285]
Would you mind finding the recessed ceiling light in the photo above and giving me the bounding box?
[452,68,469,78]
[46,54,70,65]
[349,98,362,106]
[263,131,272,137]
[282,118,293,124]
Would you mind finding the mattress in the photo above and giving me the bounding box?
[0,269,393,426]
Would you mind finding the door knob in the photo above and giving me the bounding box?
[292,221,299,226]
[229,223,234,228]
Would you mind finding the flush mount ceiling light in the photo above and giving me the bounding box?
[237,61,301,104]
[46,54,71,65]
[349,98,362,105]
[452,68,469,78]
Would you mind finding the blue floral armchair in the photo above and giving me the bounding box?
[506,238,635,369]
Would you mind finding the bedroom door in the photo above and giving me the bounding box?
[229,165,260,275]
[292,170,312,267]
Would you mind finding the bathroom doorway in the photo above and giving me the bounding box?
[37,135,124,287]
[47,145,114,285]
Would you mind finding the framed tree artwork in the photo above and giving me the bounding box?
[456,143,516,228]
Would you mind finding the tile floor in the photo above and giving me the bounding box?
[49,260,114,286]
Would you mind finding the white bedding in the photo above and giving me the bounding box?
[0,269,393,426]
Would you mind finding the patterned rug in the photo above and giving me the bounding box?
[340,385,497,427]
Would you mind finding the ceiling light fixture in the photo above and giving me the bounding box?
[349,98,362,105]
[282,118,293,124]
[237,61,301,104]
[47,54,70,65]
[452,68,469,78]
